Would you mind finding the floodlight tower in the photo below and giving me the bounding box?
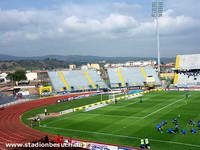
[152,0,164,73]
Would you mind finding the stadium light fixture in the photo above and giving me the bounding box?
[152,0,164,73]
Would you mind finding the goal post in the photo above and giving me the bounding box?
[109,94,115,100]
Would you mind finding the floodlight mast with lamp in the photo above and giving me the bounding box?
[152,0,164,73]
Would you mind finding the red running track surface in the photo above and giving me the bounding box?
[0,92,94,150]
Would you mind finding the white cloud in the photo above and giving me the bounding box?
[25,33,40,40]
[103,14,138,31]
[159,10,200,35]
[0,1,199,57]
[0,7,199,42]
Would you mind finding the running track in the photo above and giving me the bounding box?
[0,92,94,150]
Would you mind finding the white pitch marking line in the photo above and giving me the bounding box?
[44,97,185,126]
[143,97,185,119]
[114,100,138,108]
[44,114,79,126]
[46,95,140,125]
[82,113,143,119]
[40,126,200,148]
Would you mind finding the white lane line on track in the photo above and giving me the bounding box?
[143,97,185,119]
[40,126,200,148]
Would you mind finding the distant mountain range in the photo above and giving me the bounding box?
[0,54,175,63]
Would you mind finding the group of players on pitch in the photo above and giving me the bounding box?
[155,92,200,135]
[156,118,200,135]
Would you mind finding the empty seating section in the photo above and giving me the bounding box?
[174,54,200,87]
[144,66,161,84]
[63,70,88,90]
[176,74,200,87]
[48,70,106,91]
[107,66,160,88]
[176,54,200,70]
[83,71,96,89]
[87,70,105,88]
[48,67,160,90]
[58,72,71,91]
[140,67,147,79]
[124,67,144,86]
[107,68,121,87]
[117,68,126,87]
[48,71,65,91]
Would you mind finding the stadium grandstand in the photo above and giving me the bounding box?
[47,66,160,92]
[48,69,107,92]
[174,54,200,87]
[107,66,161,88]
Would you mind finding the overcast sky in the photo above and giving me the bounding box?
[0,0,199,57]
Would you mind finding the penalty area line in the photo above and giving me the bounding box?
[82,113,143,119]
[40,126,200,148]
[143,97,185,119]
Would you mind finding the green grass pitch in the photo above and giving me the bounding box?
[22,91,200,150]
